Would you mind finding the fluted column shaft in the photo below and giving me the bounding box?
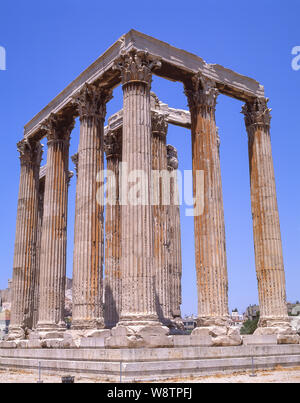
[37,114,74,332]
[167,146,183,322]
[72,84,112,330]
[32,174,45,329]
[117,51,161,324]
[185,74,229,327]
[9,140,42,338]
[104,129,122,328]
[242,98,289,326]
[151,112,170,324]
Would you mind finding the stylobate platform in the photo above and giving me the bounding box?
[1,345,300,382]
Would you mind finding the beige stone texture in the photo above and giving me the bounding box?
[71,83,112,330]
[8,140,42,340]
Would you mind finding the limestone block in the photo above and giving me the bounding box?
[172,335,213,347]
[212,335,242,347]
[42,339,65,349]
[291,318,300,334]
[85,329,111,339]
[105,336,144,349]
[27,339,43,349]
[242,335,277,345]
[38,331,65,340]
[277,334,300,345]
[0,341,17,349]
[16,340,29,349]
[255,326,296,336]
[191,327,211,337]
[142,335,174,348]
[80,337,107,348]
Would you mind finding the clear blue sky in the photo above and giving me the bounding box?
[0,0,299,316]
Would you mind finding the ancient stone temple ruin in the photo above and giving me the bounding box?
[1,30,299,380]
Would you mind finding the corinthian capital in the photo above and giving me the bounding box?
[17,139,43,167]
[40,113,75,145]
[167,145,179,170]
[104,128,122,159]
[184,73,219,111]
[152,112,169,137]
[73,83,113,122]
[242,97,271,128]
[114,50,161,87]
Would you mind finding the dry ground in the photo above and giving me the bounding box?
[0,366,299,383]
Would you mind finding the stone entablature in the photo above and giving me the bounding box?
[24,30,264,140]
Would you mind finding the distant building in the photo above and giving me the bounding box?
[244,305,260,321]
[0,303,10,339]
[183,315,197,332]
[229,310,244,328]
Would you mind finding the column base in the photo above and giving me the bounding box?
[106,316,172,348]
[254,317,299,344]
[6,326,25,341]
[71,318,105,331]
[35,322,66,340]
[192,316,242,346]
[64,329,111,348]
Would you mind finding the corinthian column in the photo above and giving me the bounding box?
[242,98,295,339]
[151,112,171,326]
[167,145,184,331]
[108,50,171,344]
[36,113,74,337]
[104,128,122,329]
[185,74,240,345]
[8,139,42,340]
[71,84,112,330]
[32,169,46,329]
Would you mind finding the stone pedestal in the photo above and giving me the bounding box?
[242,98,296,342]
[71,84,112,331]
[107,50,170,345]
[185,74,241,345]
[104,128,122,329]
[8,140,42,340]
[36,113,74,338]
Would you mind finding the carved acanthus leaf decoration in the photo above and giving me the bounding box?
[114,50,162,87]
[184,73,219,110]
[73,83,113,121]
[242,97,271,128]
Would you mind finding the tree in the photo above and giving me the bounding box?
[240,313,260,335]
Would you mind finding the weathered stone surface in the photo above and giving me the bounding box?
[242,335,277,345]
[277,334,300,345]
[9,140,42,339]
[254,325,296,336]
[185,73,230,338]
[192,325,242,346]
[242,98,291,335]
[172,335,213,347]
[291,318,300,334]
[152,110,171,326]
[2,345,300,381]
[114,50,165,336]
[71,84,111,330]
[166,145,184,331]
[36,113,75,335]
[104,128,122,329]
